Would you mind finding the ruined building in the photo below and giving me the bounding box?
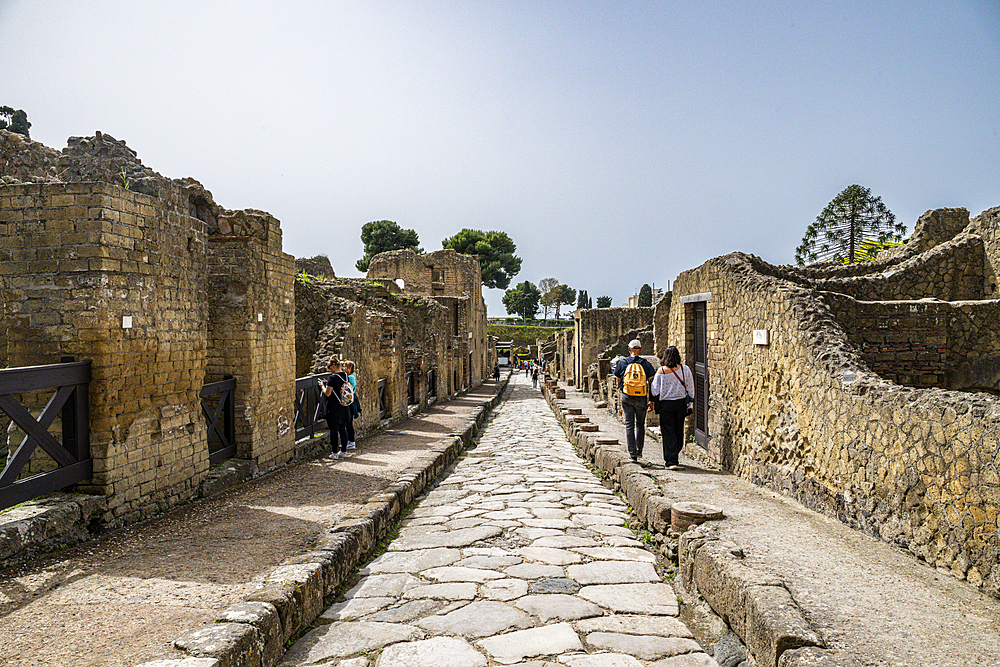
[0,130,490,534]
[565,204,1000,597]
[294,247,492,433]
[659,206,1000,597]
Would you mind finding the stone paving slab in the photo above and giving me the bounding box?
[280,375,715,667]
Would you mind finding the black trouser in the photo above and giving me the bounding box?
[346,417,355,443]
[327,418,348,454]
[621,394,649,459]
[658,398,687,466]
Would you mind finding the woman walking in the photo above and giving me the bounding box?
[319,356,351,460]
[651,346,694,470]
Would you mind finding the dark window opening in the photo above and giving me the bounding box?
[427,369,437,398]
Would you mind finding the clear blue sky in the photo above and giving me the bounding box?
[2,1,998,316]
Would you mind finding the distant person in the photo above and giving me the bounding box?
[613,339,655,462]
[531,367,539,388]
[494,365,500,381]
[651,346,694,470]
[343,360,360,451]
[319,356,351,459]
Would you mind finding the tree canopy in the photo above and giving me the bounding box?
[538,278,559,319]
[544,284,576,318]
[637,284,652,307]
[596,296,612,308]
[795,185,906,265]
[0,107,31,138]
[356,220,422,272]
[441,229,521,289]
[577,290,591,310]
[502,281,540,321]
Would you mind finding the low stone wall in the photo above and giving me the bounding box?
[542,381,853,667]
[136,371,511,667]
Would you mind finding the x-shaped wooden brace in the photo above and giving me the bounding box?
[0,385,78,486]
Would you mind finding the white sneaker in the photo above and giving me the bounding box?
[346,442,356,450]
[329,451,339,460]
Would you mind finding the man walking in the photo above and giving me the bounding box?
[613,339,656,462]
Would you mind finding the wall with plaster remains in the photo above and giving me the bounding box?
[662,206,1000,597]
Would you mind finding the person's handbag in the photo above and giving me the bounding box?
[670,367,694,416]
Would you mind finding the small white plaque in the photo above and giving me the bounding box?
[257,313,263,322]
[122,315,133,329]
[752,329,768,345]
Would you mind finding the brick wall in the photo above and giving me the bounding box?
[1,181,210,524]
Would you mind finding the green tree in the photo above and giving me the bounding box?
[442,229,521,289]
[538,278,559,319]
[795,185,906,265]
[637,284,652,307]
[577,290,589,310]
[502,281,541,322]
[552,284,576,318]
[596,295,612,308]
[356,220,422,272]
[0,107,31,138]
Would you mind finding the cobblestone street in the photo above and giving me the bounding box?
[281,374,710,667]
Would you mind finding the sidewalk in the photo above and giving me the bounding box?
[555,385,1000,667]
[0,380,506,667]
[280,372,713,666]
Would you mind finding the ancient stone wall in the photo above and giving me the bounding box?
[207,210,295,471]
[0,181,210,524]
[972,206,1000,298]
[665,207,1000,597]
[367,247,490,393]
[1,132,295,525]
[293,277,455,435]
[571,307,653,388]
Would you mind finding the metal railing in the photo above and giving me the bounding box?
[0,361,91,511]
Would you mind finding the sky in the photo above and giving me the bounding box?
[2,0,998,317]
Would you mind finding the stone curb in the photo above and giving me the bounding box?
[0,382,491,568]
[0,492,107,565]
[542,382,856,667]
[141,371,512,667]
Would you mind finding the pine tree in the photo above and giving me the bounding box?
[795,185,906,265]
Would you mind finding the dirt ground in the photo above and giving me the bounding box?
[0,381,503,667]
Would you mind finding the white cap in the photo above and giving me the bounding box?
[628,339,642,349]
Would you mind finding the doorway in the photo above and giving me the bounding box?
[692,301,709,447]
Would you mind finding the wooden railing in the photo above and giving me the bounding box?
[200,376,236,464]
[0,361,91,511]
[294,374,327,440]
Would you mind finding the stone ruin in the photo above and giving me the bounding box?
[553,204,1000,597]
[0,129,491,533]
[296,247,492,433]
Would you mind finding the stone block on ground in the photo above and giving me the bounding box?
[174,623,261,667]
[216,601,283,667]
[745,585,821,667]
[777,647,862,666]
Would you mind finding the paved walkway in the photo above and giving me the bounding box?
[0,381,504,667]
[281,374,712,667]
[555,385,1000,667]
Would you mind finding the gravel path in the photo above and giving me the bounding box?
[557,386,1000,667]
[0,382,503,667]
[281,372,711,666]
